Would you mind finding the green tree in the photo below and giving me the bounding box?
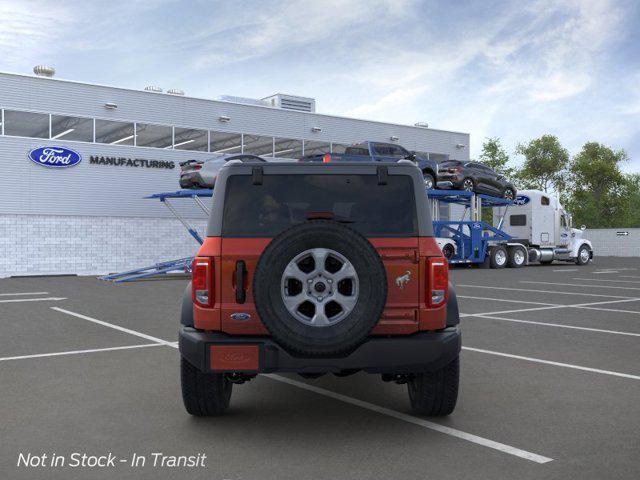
[515,135,569,192]
[624,174,640,227]
[565,142,629,228]
[478,137,515,178]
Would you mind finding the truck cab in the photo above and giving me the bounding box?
[495,190,593,265]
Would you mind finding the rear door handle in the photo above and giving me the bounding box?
[235,261,246,304]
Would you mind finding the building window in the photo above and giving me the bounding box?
[210,131,243,154]
[50,114,93,142]
[136,123,173,149]
[303,140,330,157]
[173,127,208,151]
[427,153,450,163]
[331,143,349,154]
[3,110,49,138]
[273,137,303,158]
[95,119,135,145]
[243,135,274,156]
[541,196,550,206]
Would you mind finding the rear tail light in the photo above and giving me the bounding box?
[192,257,213,307]
[193,164,202,170]
[427,257,448,307]
[322,154,331,163]
[447,167,462,173]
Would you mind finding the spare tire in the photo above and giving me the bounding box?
[253,220,387,356]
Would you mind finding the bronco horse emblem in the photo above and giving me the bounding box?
[395,270,411,289]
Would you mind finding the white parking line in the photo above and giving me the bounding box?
[463,347,640,381]
[456,284,637,299]
[460,297,640,318]
[593,270,619,274]
[458,296,557,306]
[266,374,553,464]
[0,343,162,362]
[0,292,49,296]
[572,278,640,284]
[0,297,66,303]
[467,314,640,337]
[521,281,640,291]
[620,275,640,279]
[51,307,175,346]
[553,269,578,272]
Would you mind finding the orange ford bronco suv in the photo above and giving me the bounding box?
[179,161,461,416]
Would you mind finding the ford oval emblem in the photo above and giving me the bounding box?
[28,146,82,168]
[230,312,251,321]
[513,195,530,206]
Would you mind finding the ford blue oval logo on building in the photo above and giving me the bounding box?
[513,195,530,206]
[28,146,82,168]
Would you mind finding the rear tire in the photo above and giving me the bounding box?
[507,246,526,268]
[489,246,507,269]
[462,178,475,192]
[442,243,455,260]
[423,172,435,190]
[181,357,232,416]
[408,356,459,416]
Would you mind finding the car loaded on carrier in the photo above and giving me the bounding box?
[179,161,461,417]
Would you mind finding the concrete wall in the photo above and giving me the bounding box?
[583,228,640,257]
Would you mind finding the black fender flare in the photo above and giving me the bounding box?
[446,281,459,327]
[181,281,194,327]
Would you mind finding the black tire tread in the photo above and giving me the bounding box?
[408,357,459,416]
[253,220,387,357]
[181,357,232,416]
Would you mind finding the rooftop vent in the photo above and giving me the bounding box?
[167,88,185,96]
[144,85,163,93]
[33,65,55,77]
[414,122,429,128]
[262,93,316,113]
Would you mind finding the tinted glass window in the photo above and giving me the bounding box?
[344,147,369,155]
[95,119,135,145]
[223,174,417,237]
[51,115,93,142]
[303,140,330,156]
[273,137,303,158]
[174,127,208,151]
[331,143,349,154]
[243,135,274,156]
[373,143,408,158]
[510,214,527,226]
[136,123,172,148]
[4,110,49,138]
[210,131,242,154]
[541,196,550,206]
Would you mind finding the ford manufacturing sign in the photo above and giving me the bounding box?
[513,195,530,206]
[28,146,82,168]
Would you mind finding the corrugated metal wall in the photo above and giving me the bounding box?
[0,72,470,219]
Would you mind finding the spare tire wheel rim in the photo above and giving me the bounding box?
[281,248,359,327]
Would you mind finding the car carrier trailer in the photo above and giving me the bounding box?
[429,189,528,268]
[429,188,594,268]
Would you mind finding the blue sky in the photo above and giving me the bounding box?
[1,0,639,171]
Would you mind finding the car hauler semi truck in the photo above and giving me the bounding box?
[493,190,593,266]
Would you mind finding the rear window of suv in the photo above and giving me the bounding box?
[222,174,417,237]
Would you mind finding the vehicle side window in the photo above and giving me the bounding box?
[541,196,550,206]
[510,215,527,226]
[373,144,408,158]
[560,215,567,228]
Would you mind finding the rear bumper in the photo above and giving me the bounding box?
[179,326,461,375]
[179,172,204,189]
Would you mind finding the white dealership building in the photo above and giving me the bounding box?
[0,68,470,277]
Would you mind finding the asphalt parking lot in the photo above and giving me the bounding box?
[1,257,639,479]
